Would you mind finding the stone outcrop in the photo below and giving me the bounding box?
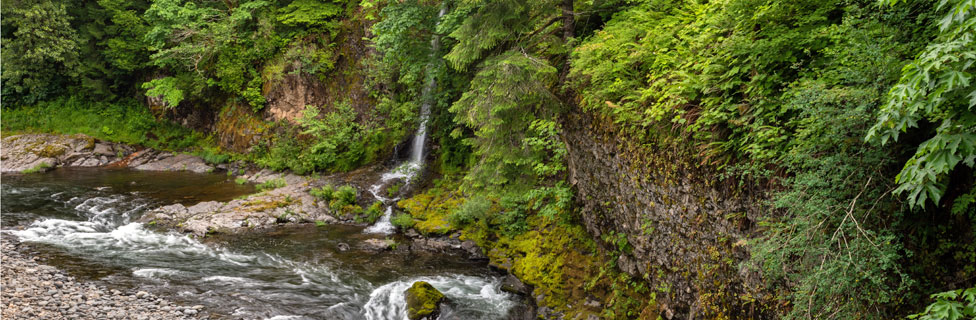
[141,171,332,236]
[562,109,769,319]
[1,134,215,174]
[1,134,122,173]
[126,150,214,173]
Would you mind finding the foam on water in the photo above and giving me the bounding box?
[3,169,520,319]
[363,275,514,320]
[132,268,183,279]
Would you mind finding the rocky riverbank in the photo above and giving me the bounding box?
[0,133,214,174]
[1,236,208,320]
[2,133,488,258]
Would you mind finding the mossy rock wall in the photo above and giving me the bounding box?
[562,107,773,319]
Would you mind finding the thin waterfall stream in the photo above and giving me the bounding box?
[365,5,448,235]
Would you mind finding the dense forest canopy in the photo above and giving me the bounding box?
[2,0,975,318]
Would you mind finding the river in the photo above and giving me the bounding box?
[1,168,520,319]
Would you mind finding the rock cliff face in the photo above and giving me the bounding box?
[175,15,378,152]
[562,109,771,319]
[263,17,375,124]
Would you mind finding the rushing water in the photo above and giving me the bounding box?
[1,168,519,319]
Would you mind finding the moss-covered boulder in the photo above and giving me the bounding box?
[404,281,445,320]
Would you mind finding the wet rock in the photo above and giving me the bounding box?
[133,153,213,173]
[141,175,336,236]
[337,243,350,251]
[500,274,531,295]
[460,240,486,259]
[404,229,420,238]
[1,134,105,172]
[361,238,394,252]
[488,248,514,272]
[404,281,445,320]
[583,296,601,309]
[563,110,764,316]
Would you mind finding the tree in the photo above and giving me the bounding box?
[868,0,976,208]
[1,0,80,104]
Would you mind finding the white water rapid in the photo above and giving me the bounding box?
[1,169,519,319]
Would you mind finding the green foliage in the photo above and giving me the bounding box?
[198,147,230,164]
[1,0,80,104]
[450,51,561,188]
[143,0,277,110]
[256,178,286,192]
[255,102,384,174]
[391,213,415,229]
[22,162,53,174]
[910,287,976,320]
[449,196,490,227]
[278,0,343,27]
[1,96,206,150]
[750,80,914,319]
[297,103,363,170]
[370,0,441,90]
[310,185,336,202]
[235,177,248,185]
[320,184,358,213]
[334,185,358,206]
[358,201,385,224]
[142,77,185,108]
[868,0,976,208]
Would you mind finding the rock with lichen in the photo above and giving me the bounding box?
[404,281,446,320]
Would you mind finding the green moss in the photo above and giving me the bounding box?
[242,197,293,212]
[397,179,655,318]
[22,162,53,174]
[397,183,462,235]
[404,281,445,320]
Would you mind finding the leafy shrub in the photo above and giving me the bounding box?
[198,147,230,165]
[310,185,335,202]
[326,185,358,212]
[2,96,206,151]
[254,102,391,174]
[234,177,248,185]
[449,196,490,227]
[868,0,976,208]
[357,201,385,224]
[334,185,357,206]
[391,213,415,229]
[909,287,976,320]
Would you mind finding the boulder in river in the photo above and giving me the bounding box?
[404,281,445,320]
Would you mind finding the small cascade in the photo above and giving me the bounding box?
[365,6,448,234]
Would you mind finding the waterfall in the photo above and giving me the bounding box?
[408,4,448,166]
[364,5,448,234]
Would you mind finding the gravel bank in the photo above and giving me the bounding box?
[1,237,209,320]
